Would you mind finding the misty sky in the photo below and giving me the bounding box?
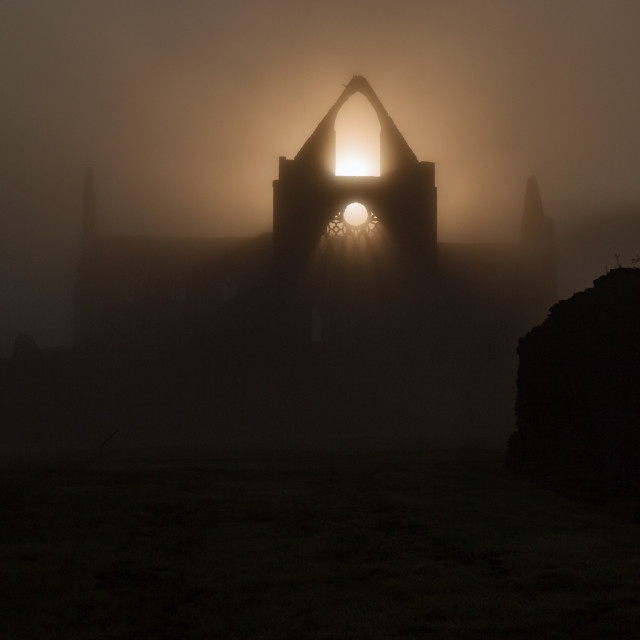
[2,0,640,353]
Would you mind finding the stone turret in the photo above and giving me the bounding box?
[518,175,557,328]
[75,167,97,346]
[82,166,96,242]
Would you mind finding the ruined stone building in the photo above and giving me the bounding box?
[74,76,556,438]
[76,76,555,353]
[271,76,555,354]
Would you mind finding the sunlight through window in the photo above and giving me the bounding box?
[335,93,380,176]
[343,202,369,227]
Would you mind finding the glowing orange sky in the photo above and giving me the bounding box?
[2,0,640,352]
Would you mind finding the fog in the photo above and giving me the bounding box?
[3,0,640,353]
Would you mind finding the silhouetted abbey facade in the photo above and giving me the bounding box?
[76,77,556,375]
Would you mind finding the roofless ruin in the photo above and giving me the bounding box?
[73,76,556,438]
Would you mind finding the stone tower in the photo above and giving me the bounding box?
[518,175,556,327]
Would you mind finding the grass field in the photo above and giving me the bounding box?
[1,449,639,638]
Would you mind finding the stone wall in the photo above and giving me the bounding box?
[507,268,640,485]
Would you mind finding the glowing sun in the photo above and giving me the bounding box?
[343,202,369,226]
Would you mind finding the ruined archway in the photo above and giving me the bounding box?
[335,93,380,177]
[273,76,438,344]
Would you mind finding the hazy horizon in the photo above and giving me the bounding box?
[3,1,640,354]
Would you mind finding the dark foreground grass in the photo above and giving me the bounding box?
[1,449,639,639]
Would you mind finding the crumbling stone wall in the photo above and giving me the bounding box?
[507,268,640,483]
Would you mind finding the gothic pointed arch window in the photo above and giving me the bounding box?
[334,92,381,176]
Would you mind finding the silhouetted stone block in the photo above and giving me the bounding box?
[508,268,640,490]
